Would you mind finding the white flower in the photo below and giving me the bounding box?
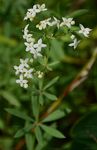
[24,5,39,21]
[24,11,36,21]
[24,42,35,53]
[31,4,41,13]
[36,18,51,30]
[24,39,46,58]
[16,75,28,88]
[24,4,47,21]
[23,32,34,43]
[38,4,47,12]
[24,69,33,78]
[14,64,26,75]
[60,18,75,28]
[33,51,42,59]
[50,17,60,28]
[69,38,80,49]
[20,58,29,68]
[79,24,92,37]
[23,24,29,36]
[36,21,46,30]
[34,39,47,52]
[23,24,35,43]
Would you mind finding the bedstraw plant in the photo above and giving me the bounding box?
[5,3,94,150]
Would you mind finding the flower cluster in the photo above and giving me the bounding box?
[68,24,92,49]
[14,58,44,88]
[23,24,47,58]
[36,17,75,30]
[36,16,91,49]
[14,3,92,88]
[24,4,47,21]
[14,59,33,88]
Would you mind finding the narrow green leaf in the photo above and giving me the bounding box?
[48,61,60,67]
[39,95,44,105]
[35,131,52,150]
[43,77,59,90]
[40,124,65,139]
[25,133,35,150]
[1,91,21,107]
[50,39,65,60]
[35,126,43,144]
[44,92,57,101]
[31,96,39,121]
[5,108,33,122]
[42,110,66,123]
[68,9,88,18]
[14,128,24,138]
[35,143,44,150]
[24,121,34,133]
[14,122,34,138]
[39,80,43,90]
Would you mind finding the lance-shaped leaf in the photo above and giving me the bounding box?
[39,95,44,105]
[14,128,25,138]
[43,92,57,101]
[35,126,43,144]
[40,124,65,139]
[68,9,88,18]
[14,122,34,138]
[25,133,35,150]
[24,121,34,133]
[1,91,21,107]
[43,76,59,90]
[42,110,66,123]
[31,96,39,121]
[5,108,34,122]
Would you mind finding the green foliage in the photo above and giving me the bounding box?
[35,126,43,144]
[71,111,97,139]
[40,124,65,139]
[70,111,97,150]
[31,95,39,120]
[43,92,57,100]
[0,0,97,150]
[31,77,59,105]
[42,109,66,122]
[5,108,34,122]
[14,128,25,138]
[0,91,21,107]
[43,76,59,90]
[68,9,89,18]
[25,133,35,150]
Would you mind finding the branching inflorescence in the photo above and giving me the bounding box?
[14,3,92,88]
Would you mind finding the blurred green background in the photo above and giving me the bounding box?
[0,0,97,150]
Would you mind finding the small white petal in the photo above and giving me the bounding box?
[24,83,28,88]
[79,24,92,37]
